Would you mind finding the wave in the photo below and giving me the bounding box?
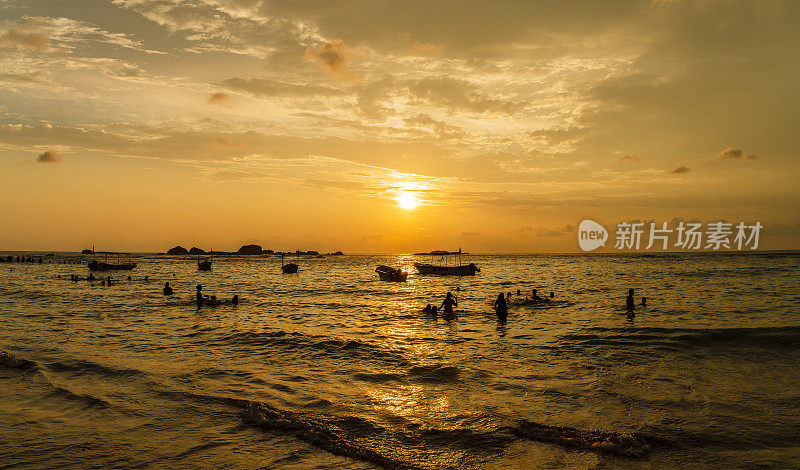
[240,401,508,469]
[0,350,38,371]
[512,420,651,458]
[555,326,800,352]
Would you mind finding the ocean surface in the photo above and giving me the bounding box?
[1,252,799,469]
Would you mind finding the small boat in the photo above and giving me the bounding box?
[375,265,408,282]
[88,260,137,271]
[198,257,212,271]
[413,249,480,276]
[281,253,298,273]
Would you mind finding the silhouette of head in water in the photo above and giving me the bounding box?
[456,286,460,292]
[550,291,554,298]
[232,295,239,305]
[517,289,521,295]
[641,297,647,307]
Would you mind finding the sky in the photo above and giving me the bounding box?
[0,0,798,253]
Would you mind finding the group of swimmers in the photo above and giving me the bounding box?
[0,255,43,264]
[422,291,458,315]
[187,284,238,308]
[63,273,150,285]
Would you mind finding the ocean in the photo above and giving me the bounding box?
[1,253,799,469]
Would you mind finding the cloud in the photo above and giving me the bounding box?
[668,165,691,174]
[218,77,344,97]
[208,92,229,104]
[36,150,63,163]
[409,42,444,56]
[717,147,756,160]
[303,39,361,82]
[0,28,50,50]
[303,40,359,81]
[618,154,641,162]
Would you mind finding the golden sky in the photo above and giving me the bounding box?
[1,0,798,252]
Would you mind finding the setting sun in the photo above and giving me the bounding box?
[397,192,419,210]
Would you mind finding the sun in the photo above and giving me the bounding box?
[396,191,419,210]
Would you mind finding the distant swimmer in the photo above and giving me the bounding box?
[516,289,521,296]
[106,276,112,286]
[195,285,203,308]
[422,304,433,313]
[641,297,647,308]
[163,282,173,296]
[441,292,458,314]
[127,275,132,281]
[144,275,149,282]
[626,289,636,310]
[88,273,95,281]
[530,289,542,301]
[494,293,508,317]
[231,295,239,305]
[550,291,554,299]
[205,295,221,307]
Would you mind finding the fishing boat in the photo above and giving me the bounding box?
[375,265,408,282]
[198,257,212,271]
[281,253,298,273]
[87,250,136,271]
[413,249,480,276]
[88,259,136,271]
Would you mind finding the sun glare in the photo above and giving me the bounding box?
[397,191,419,210]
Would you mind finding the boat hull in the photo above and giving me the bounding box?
[198,259,212,271]
[282,263,298,274]
[414,262,479,276]
[376,265,408,282]
[88,261,137,271]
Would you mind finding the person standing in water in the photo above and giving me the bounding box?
[441,292,457,314]
[530,289,542,301]
[163,282,173,296]
[494,293,508,317]
[626,289,636,310]
[195,285,203,308]
[641,297,647,308]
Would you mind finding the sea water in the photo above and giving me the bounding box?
[1,253,799,468]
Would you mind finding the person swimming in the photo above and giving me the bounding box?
[495,292,508,317]
[205,295,221,307]
[195,285,203,308]
[530,289,542,301]
[516,289,521,296]
[163,282,173,296]
[641,297,647,308]
[231,295,239,305]
[441,292,457,314]
[626,289,636,310]
[550,291,554,299]
[422,304,433,313]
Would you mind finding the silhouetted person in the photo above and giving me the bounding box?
[516,289,521,296]
[422,304,433,313]
[641,297,647,308]
[163,282,173,296]
[106,276,112,286]
[206,295,220,307]
[456,286,461,292]
[495,293,508,317]
[531,289,542,301]
[441,292,457,314]
[144,275,149,282]
[88,273,95,281]
[195,285,203,308]
[101,280,106,286]
[626,289,635,310]
[550,291,554,299]
[232,295,239,305]
[127,275,131,280]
